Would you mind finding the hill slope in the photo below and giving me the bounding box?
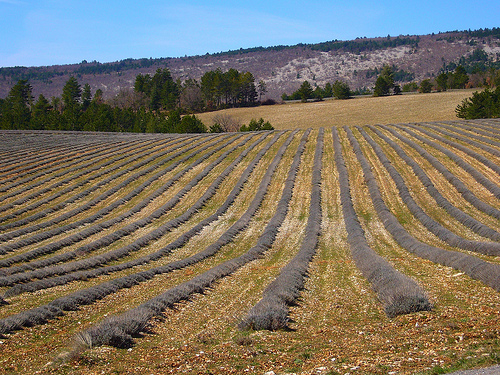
[1,29,500,101]
[196,89,478,129]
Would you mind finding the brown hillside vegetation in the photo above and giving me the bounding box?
[1,29,499,101]
[197,90,478,130]
[0,120,500,375]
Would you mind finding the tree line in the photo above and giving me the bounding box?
[370,63,500,120]
[132,67,264,112]
[0,77,205,133]
[310,35,420,54]
[373,64,500,95]
[0,67,274,133]
[280,63,487,101]
[282,80,352,102]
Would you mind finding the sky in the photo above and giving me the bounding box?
[0,0,499,68]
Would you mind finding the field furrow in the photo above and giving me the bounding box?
[0,122,499,375]
[360,126,500,255]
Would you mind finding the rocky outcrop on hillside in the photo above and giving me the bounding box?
[1,30,499,100]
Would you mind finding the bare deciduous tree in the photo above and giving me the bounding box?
[211,113,241,132]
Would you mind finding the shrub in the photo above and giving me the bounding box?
[419,79,433,93]
[402,82,418,92]
[210,113,240,132]
[456,87,500,119]
[240,118,274,132]
[68,131,302,348]
[239,130,323,331]
[209,123,224,133]
[370,125,500,242]
[360,126,500,256]
[176,115,207,133]
[335,127,432,318]
[346,125,500,297]
[298,81,314,102]
[261,98,276,106]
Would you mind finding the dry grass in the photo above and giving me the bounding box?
[196,90,477,130]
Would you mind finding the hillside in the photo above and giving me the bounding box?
[1,120,500,374]
[1,29,499,101]
[196,89,478,129]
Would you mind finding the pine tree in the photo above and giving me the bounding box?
[82,84,92,111]
[298,81,314,102]
[2,79,33,129]
[373,65,395,96]
[62,76,82,109]
[31,94,52,130]
[332,80,352,99]
[61,77,82,130]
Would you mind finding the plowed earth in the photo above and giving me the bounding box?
[0,121,499,375]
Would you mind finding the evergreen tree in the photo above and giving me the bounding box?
[1,79,33,129]
[80,101,114,132]
[238,71,257,105]
[134,73,151,94]
[149,85,162,112]
[456,87,500,119]
[323,82,333,98]
[313,86,324,100]
[436,72,448,92]
[81,83,92,111]
[199,68,258,109]
[51,96,62,113]
[209,123,224,133]
[452,65,469,89]
[200,69,222,109]
[134,68,180,111]
[162,110,182,133]
[61,77,82,130]
[240,118,274,131]
[225,68,240,105]
[152,68,180,111]
[298,81,314,102]
[62,76,82,109]
[0,98,4,127]
[132,108,148,133]
[332,80,352,99]
[177,115,207,133]
[93,89,104,104]
[373,65,395,97]
[112,107,135,132]
[402,82,419,92]
[419,79,433,93]
[30,94,52,130]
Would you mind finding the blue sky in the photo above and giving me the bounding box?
[1,0,498,68]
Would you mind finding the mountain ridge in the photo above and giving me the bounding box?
[1,28,499,101]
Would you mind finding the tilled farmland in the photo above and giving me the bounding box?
[1,121,500,375]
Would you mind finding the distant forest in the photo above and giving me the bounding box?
[0,58,159,84]
[2,27,499,83]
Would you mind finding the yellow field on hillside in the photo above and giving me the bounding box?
[196,89,477,130]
